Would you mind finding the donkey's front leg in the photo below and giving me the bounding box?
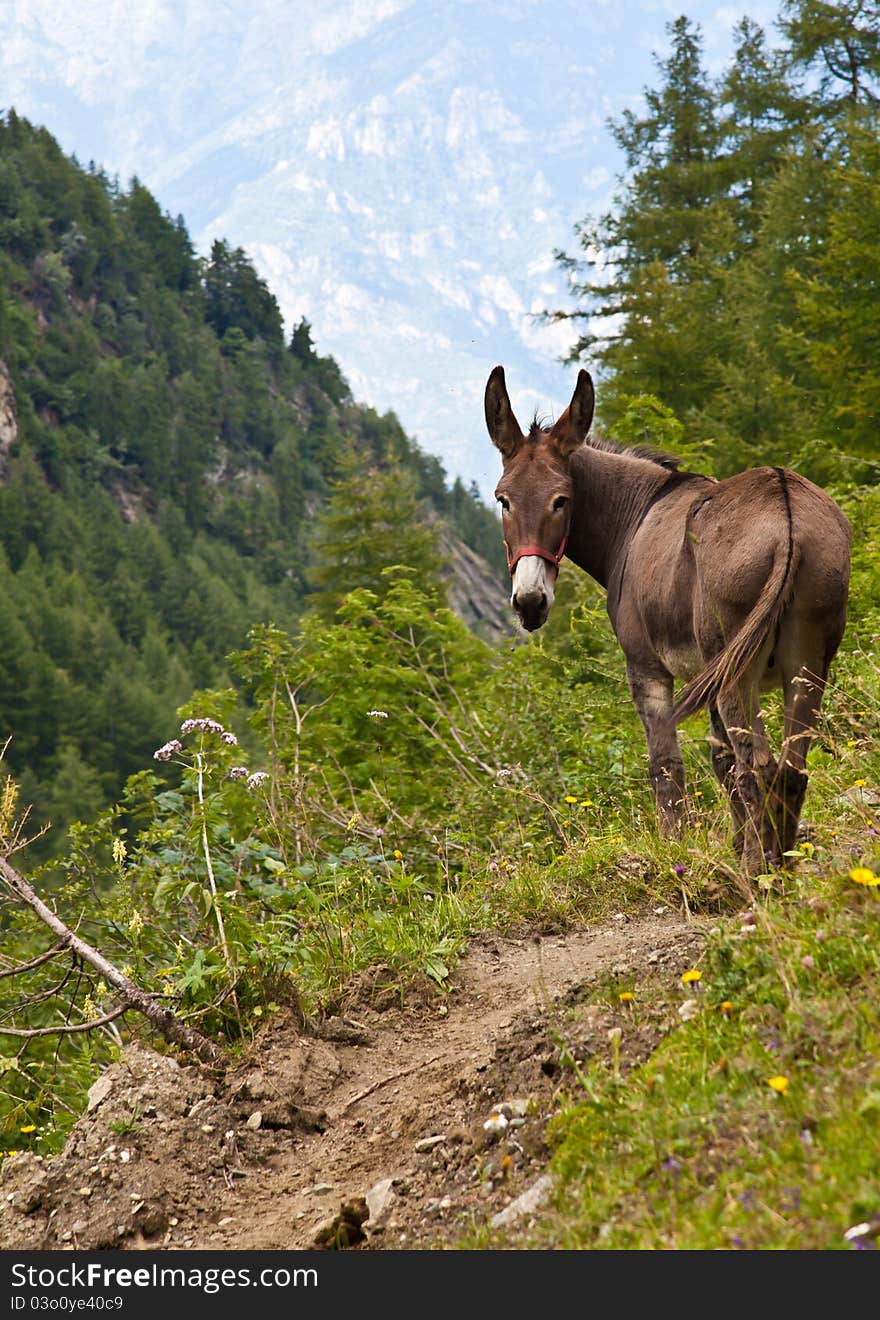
[627,665,686,836]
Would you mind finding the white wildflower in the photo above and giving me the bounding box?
[153,739,182,762]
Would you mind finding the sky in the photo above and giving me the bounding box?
[0,0,782,499]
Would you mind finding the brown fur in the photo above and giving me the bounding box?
[486,365,852,879]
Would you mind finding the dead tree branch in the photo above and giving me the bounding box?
[0,857,220,1063]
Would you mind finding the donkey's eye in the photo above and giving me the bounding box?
[552,495,568,512]
[497,495,510,512]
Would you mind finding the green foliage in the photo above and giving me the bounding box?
[0,111,503,853]
[4,15,880,1252]
[552,5,880,484]
[541,860,880,1250]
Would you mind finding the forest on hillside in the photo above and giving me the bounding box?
[0,114,503,848]
[1,0,880,1251]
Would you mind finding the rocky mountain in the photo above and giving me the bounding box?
[0,0,688,498]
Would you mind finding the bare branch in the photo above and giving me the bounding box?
[0,944,66,979]
[0,1006,129,1038]
[0,857,220,1062]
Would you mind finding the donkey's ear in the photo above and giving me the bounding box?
[484,365,525,459]
[550,369,595,456]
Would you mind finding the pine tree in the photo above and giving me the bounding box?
[781,0,880,111]
[305,449,446,622]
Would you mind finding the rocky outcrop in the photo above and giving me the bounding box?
[438,528,512,643]
[0,359,17,478]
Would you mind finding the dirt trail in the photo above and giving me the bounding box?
[0,912,705,1251]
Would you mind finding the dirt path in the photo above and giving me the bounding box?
[0,912,705,1251]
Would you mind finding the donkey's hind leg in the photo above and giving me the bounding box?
[709,704,745,856]
[715,686,780,877]
[776,663,827,863]
[627,665,686,836]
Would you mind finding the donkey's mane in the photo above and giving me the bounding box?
[528,416,681,472]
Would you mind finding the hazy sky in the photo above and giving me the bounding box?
[1,0,784,496]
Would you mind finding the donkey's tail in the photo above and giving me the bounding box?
[673,472,799,725]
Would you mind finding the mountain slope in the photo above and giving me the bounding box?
[0,112,506,848]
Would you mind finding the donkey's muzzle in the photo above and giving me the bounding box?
[512,589,548,632]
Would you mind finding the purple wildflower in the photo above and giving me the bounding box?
[153,739,183,762]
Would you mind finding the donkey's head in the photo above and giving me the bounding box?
[486,365,594,631]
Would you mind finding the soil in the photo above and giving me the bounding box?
[0,911,705,1252]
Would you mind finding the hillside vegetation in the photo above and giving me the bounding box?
[0,111,503,847]
[1,0,880,1251]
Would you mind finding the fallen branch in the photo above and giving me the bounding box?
[0,857,220,1063]
[0,1006,128,1037]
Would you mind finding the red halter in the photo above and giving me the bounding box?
[505,532,568,578]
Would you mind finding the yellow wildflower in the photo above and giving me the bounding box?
[852,779,867,788]
[128,910,144,936]
[681,969,702,985]
[19,1125,36,1135]
[580,799,593,807]
[619,991,634,1003]
[849,866,879,886]
[719,1001,734,1014]
[393,849,403,861]
[768,1076,789,1094]
[112,837,127,866]
[564,795,578,804]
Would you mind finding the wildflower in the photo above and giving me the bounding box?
[228,765,249,781]
[180,718,225,736]
[844,1222,876,1244]
[849,866,879,886]
[367,710,388,719]
[852,779,867,788]
[681,969,702,985]
[662,1156,681,1174]
[19,1125,36,1135]
[801,955,815,970]
[483,1111,508,1134]
[393,849,403,861]
[221,732,238,746]
[153,739,182,761]
[619,992,634,1003]
[564,795,578,804]
[112,837,126,866]
[96,980,107,997]
[719,1001,734,1014]
[247,772,269,791]
[678,999,699,1021]
[128,911,144,936]
[580,799,593,807]
[767,1075,789,1094]
[673,864,685,876]
[376,827,385,837]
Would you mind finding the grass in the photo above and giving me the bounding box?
[456,686,880,1251]
[4,595,879,1247]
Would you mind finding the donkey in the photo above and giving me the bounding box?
[486,365,851,878]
